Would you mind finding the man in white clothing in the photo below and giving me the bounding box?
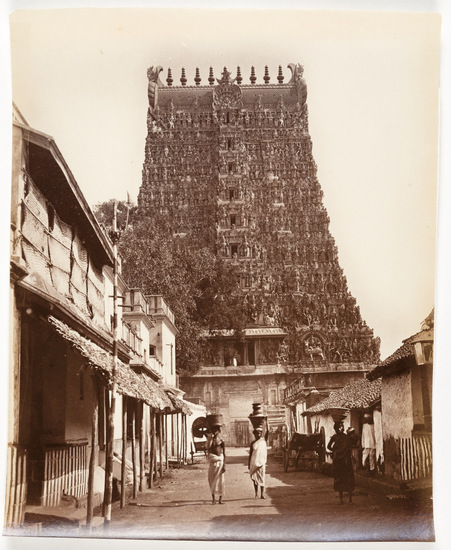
[361,413,377,475]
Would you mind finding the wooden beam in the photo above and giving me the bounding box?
[139,402,145,492]
[175,413,182,468]
[131,403,137,499]
[165,414,169,470]
[159,414,163,478]
[149,410,155,488]
[120,395,127,508]
[102,389,111,517]
[86,376,99,526]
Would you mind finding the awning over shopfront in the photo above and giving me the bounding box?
[164,387,193,416]
[48,315,173,410]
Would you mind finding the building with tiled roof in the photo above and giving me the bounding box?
[6,104,195,532]
[299,376,382,470]
[303,377,381,415]
[367,310,433,484]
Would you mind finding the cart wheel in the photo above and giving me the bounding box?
[283,448,290,472]
[192,416,208,439]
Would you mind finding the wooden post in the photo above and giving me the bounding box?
[181,414,185,466]
[17,449,26,525]
[176,413,180,468]
[10,446,17,523]
[149,410,155,488]
[131,402,137,499]
[87,376,99,527]
[120,395,127,508]
[146,407,151,488]
[159,414,163,478]
[182,414,185,466]
[139,402,145,492]
[171,414,175,457]
[104,201,120,524]
[165,414,169,470]
[185,414,188,464]
[102,389,110,517]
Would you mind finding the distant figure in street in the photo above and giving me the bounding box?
[207,425,225,505]
[361,413,377,476]
[248,426,269,499]
[373,407,384,474]
[327,421,355,504]
[346,426,360,471]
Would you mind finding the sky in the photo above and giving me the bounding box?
[1,2,451,549]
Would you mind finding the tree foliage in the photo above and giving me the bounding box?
[93,199,132,232]
[94,203,246,374]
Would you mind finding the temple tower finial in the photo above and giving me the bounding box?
[208,67,215,86]
[250,66,256,84]
[194,67,201,86]
[166,68,173,86]
[180,67,187,86]
[236,66,242,85]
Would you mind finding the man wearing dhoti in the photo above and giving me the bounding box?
[361,413,377,476]
[207,426,225,504]
[248,427,268,499]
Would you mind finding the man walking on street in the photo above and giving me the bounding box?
[248,426,268,499]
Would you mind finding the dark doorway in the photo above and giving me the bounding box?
[235,420,251,447]
[248,341,256,365]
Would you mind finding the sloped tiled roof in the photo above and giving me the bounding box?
[367,335,417,381]
[303,377,381,415]
[381,336,415,367]
[48,315,173,410]
[367,308,435,381]
[165,388,193,416]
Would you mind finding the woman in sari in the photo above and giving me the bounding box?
[327,421,355,504]
[248,426,268,499]
[207,425,225,505]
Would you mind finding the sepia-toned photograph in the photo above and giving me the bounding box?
[2,1,449,548]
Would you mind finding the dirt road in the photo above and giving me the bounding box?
[107,447,434,543]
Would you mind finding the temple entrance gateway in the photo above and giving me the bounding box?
[140,63,381,441]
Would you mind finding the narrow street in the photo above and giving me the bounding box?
[106,448,434,543]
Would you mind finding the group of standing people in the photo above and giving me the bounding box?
[206,422,268,504]
[206,414,377,506]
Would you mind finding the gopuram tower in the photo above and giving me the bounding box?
[139,64,380,445]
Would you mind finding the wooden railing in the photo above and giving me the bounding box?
[4,444,27,527]
[399,432,432,481]
[284,378,304,402]
[42,443,88,506]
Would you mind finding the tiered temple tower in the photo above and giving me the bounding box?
[139,64,380,445]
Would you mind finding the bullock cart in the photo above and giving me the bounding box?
[283,427,326,472]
